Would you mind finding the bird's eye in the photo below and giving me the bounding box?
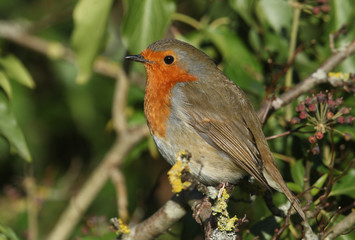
[163,55,175,65]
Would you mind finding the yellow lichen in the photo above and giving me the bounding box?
[211,196,228,214]
[211,188,238,231]
[328,72,350,81]
[217,215,239,231]
[112,218,130,235]
[167,151,192,193]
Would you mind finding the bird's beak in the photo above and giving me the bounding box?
[125,54,150,64]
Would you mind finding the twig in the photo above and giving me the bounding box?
[260,96,273,126]
[113,67,129,132]
[265,125,307,140]
[323,211,355,240]
[329,24,348,53]
[1,20,354,123]
[44,34,150,240]
[44,64,149,240]
[123,197,187,240]
[270,208,292,240]
[24,171,38,240]
[0,20,121,80]
[172,13,202,30]
[321,207,341,233]
[304,150,312,203]
[110,168,129,221]
[0,20,151,240]
[334,159,355,182]
[45,127,148,240]
[257,39,355,121]
[320,126,335,206]
[3,18,355,240]
[285,4,301,121]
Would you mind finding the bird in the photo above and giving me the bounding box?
[125,39,306,220]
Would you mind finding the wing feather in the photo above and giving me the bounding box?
[192,117,269,187]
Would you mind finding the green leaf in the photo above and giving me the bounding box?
[330,169,355,198]
[290,160,305,188]
[206,27,264,96]
[331,0,353,30]
[0,71,12,99]
[0,55,35,89]
[263,31,289,61]
[330,0,355,73]
[71,0,114,84]
[311,173,328,196]
[0,93,31,162]
[121,0,176,53]
[229,0,258,28]
[287,182,303,193]
[256,0,292,34]
[335,232,355,240]
[0,222,20,240]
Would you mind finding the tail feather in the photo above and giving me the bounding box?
[263,165,306,221]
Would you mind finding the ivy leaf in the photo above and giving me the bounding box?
[229,0,258,28]
[206,27,263,96]
[311,174,328,196]
[0,71,12,99]
[287,182,303,193]
[330,169,355,198]
[0,93,31,162]
[121,0,176,53]
[256,0,292,34]
[329,0,355,73]
[71,0,114,84]
[290,160,305,188]
[0,55,35,89]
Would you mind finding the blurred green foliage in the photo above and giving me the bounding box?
[0,0,354,239]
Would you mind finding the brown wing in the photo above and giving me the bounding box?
[178,78,270,188]
[192,117,269,187]
[173,76,307,219]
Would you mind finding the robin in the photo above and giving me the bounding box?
[126,39,306,220]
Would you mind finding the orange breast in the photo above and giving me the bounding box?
[142,49,197,137]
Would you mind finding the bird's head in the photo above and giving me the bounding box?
[125,39,217,85]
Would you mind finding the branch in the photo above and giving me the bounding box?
[24,174,38,240]
[44,67,149,240]
[37,21,149,239]
[323,211,355,240]
[0,20,127,81]
[45,127,148,240]
[257,39,355,121]
[121,189,207,240]
[0,19,152,240]
[110,168,129,222]
[123,198,187,240]
[2,19,353,121]
[113,66,129,133]
[4,18,355,240]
